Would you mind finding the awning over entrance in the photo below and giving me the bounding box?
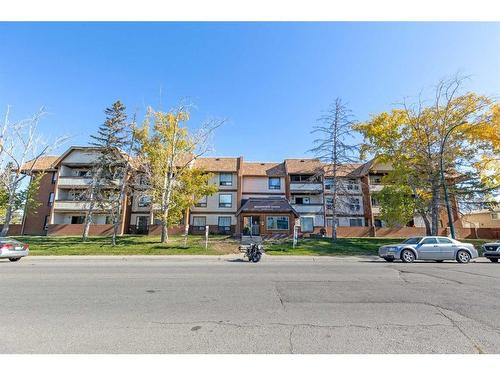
[236,197,299,217]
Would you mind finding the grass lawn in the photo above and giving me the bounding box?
[266,237,491,256]
[11,235,491,257]
[13,235,241,256]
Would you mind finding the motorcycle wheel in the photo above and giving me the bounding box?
[251,253,262,263]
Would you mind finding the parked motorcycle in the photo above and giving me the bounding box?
[245,242,264,263]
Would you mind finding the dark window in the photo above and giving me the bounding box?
[47,192,55,207]
[349,218,363,227]
[266,216,289,230]
[71,216,85,224]
[77,170,90,177]
[218,216,231,232]
[268,177,281,190]
[421,237,438,245]
[438,237,453,244]
[219,173,233,186]
[192,216,206,231]
[138,195,151,207]
[219,194,232,208]
[374,219,383,227]
[51,171,57,184]
[195,196,207,207]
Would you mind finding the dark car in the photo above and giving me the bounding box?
[482,242,500,263]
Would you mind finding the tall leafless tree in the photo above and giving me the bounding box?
[310,98,359,240]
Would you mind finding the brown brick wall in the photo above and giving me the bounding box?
[47,224,114,236]
[0,224,23,236]
[22,172,55,235]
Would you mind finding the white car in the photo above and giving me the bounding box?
[0,237,29,262]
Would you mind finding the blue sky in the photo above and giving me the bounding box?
[0,22,498,161]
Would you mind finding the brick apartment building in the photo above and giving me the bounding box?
[17,146,460,237]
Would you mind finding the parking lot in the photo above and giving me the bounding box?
[1,255,500,353]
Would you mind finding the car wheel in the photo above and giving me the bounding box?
[435,260,444,263]
[8,257,21,262]
[401,249,416,263]
[456,250,471,264]
[489,258,498,263]
[384,258,394,262]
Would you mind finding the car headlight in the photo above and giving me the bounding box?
[386,247,397,252]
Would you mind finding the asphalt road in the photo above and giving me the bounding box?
[1,255,500,354]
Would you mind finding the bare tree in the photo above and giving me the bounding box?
[310,98,359,240]
[0,107,66,236]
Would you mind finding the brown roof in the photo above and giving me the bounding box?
[323,162,370,178]
[20,156,59,172]
[285,159,323,174]
[194,157,238,172]
[236,197,299,217]
[242,162,286,176]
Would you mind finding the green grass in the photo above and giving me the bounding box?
[266,237,491,256]
[12,235,240,256]
[10,235,492,257]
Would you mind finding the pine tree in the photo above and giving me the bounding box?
[83,101,130,244]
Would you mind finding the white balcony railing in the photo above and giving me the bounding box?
[53,200,113,211]
[292,204,324,214]
[57,176,121,187]
[369,184,383,192]
[289,182,323,192]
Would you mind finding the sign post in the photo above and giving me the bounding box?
[205,225,209,249]
[293,225,299,248]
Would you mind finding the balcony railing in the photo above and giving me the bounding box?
[369,184,383,192]
[53,200,113,211]
[57,176,121,187]
[292,203,324,214]
[289,182,323,193]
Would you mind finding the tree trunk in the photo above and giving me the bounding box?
[422,214,432,236]
[111,217,119,246]
[0,200,14,236]
[430,180,440,235]
[160,220,168,243]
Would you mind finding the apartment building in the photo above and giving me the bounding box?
[19,146,452,237]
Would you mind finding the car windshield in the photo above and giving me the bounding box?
[403,237,423,244]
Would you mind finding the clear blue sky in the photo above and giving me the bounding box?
[0,22,498,161]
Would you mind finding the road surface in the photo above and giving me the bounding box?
[1,255,500,353]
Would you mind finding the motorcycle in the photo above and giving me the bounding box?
[245,242,264,263]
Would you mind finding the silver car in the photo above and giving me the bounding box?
[482,242,500,263]
[0,237,29,262]
[378,236,478,263]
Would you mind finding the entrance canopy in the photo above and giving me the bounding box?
[236,197,299,217]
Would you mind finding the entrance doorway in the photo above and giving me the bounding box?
[136,216,149,234]
[243,216,260,236]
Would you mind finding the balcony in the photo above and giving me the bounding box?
[289,182,323,193]
[369,183,383,192]
[371,206,381,215]
[292,203,324,214]
[53,200,113,211]
[57,176,121,188]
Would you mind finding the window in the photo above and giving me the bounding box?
[43,215,49,230]
[47,192,55,207]
[218,216,232,232]
[219,194,232,208]
[370,175,383,184]
[192,216,206,230]
[195,196,207,207]
[371,197,380,207]
[105,216,113,224]
[266,216,289,230]
[347,179,359,191]
[492,213,499,220]
[421,237,438,245]
[268,177,281,190]
[77,170,90,177]
[51,171,57,184]
[325,178,334,190]
[349,218,363,227]
[374,219,383,228]
[349,197,361,212]
[327,218,339,227]
[326,197,333,209]
[290,174,320,182]
[300,217,314,232]
[438,237,453,244]
[138,195,151,207]
[219,173,233,186]
[295,197,310,205]
[71,216,85,224]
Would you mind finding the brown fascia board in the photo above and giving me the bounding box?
[52,146,130,167]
